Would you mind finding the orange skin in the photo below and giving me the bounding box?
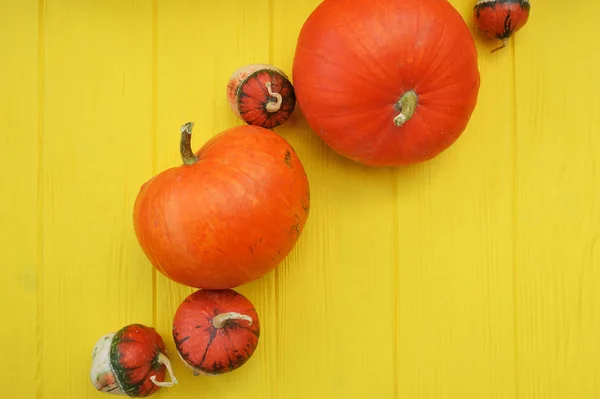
[133,123,310,289]
[292,0,480,166]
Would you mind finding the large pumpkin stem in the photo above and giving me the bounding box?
[265,82,283,113]
[393,90,418,127]
[150,353,179,388]
[180,122,199,165]
[212,312,253,329]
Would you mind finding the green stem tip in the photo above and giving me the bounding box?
[393,90,418,127]
[180,122,198,165]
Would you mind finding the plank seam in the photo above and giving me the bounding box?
[391,169,400,399]
[151,0,159,328]
[36,0,46,398]
[511,34,520,399]
[268,0,274,65]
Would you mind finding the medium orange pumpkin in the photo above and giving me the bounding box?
[292,0,480,166]
[133,122,310,289]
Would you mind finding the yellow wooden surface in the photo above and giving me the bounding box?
[2,0,599,398]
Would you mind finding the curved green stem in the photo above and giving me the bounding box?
[393,90,418,127]
[180,122,198,165]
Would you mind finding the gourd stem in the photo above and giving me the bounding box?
[491,38,509,53]
[212,312,253,329]
[150,353,178,388]
[393,90,418,127]
[180,122,198,165]
[265,82,283,113]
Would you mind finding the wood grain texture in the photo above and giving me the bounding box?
[272,2,399,398]
[514,3,600,398]
[394,2,517,395]
[0,1,39,397]
[1,0,600,398]
[37,0,156,397]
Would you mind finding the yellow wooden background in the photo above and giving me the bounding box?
[2,0,599,398]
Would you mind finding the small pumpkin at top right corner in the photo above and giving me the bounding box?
[473,0,531,53]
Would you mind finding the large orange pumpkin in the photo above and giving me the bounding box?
[133,122,310,289]
[292,0,480,166]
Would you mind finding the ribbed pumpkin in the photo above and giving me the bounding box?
[226,64,296,129]
[474,0,530,53]
[90,324,177,397]
[292,0,480,166]
[133,122,310,289]
[173,289,260,376]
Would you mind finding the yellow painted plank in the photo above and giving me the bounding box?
[152,1,277,397]
[0,1,40,397]
[38,0,155,397]
[514,4,600,398]
[272,1,398,398]
[392,1,517,397]
[2,0,600,398]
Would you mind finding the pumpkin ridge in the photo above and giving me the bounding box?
[241,111,267,127]
[411,29,454,90]
[295,43,394,98]
[197,328,218,368]
[355,112,400,162]
[223,345,235,370]
[239,96,266,113]
[292,88,390,118]
[196,161,271,217]
[414,111,438,142]
[298,91,392,116]
[108,328,136,397]
[416,57,459,93]
[379,0,427,88]
[336,6,395,84]
[134,366,158,396]
[500,12,512,38]
[309,114,383,158]
[175,335,191,346]
[237,70,267,103]
[275,187,305,218]
[101,342,128,396]
[172,337,196,368]
[255,114,271,129]
[122,364,145,372]
[237,325,260,338]
[222,330,250,371]
[417,5,477,92]
[297,83,393,110]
